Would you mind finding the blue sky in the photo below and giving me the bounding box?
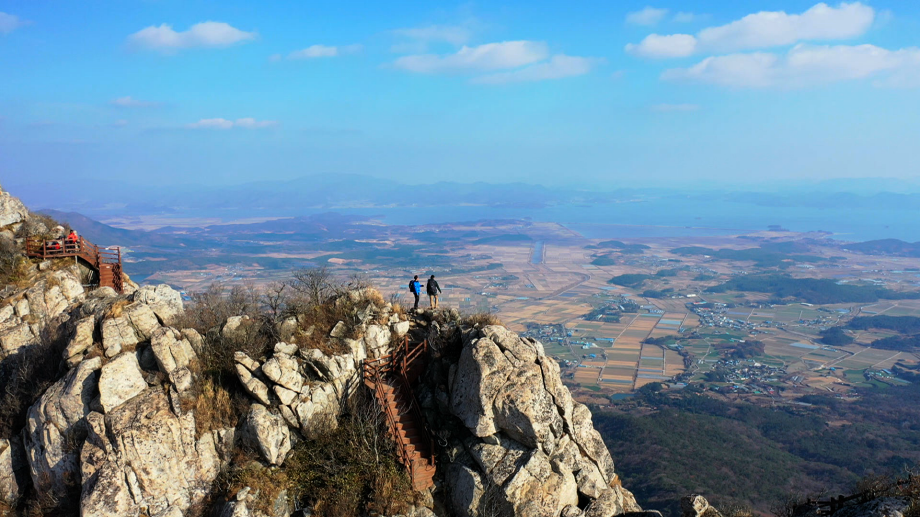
[1,1,919,189]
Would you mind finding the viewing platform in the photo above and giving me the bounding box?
[25,236,124,293]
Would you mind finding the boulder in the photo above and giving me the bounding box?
[0,187,28,227]
[491,361,563,449]
[64,316,96,360]
[680,495,722,517]
[181,328,204,355]
[234,350,261,372]
[122,302,161,340]
[0,322,35,353]
[391,320,410,337]
[79,390,222,517]
[133,284,184,325]
[446,463,486,517]
[450,334,514,437]
[273,342,297,355]
[329,321,347,338]
[364,324,391,358]
[467,434,529,486]
[243,405,292,466]
[261,353,304,393]
[0,437,28,507]
[98,352,148,413]
[236,364,272,406]
[502,450,578,517]
[24,357,103,505]
[150,327,197,377]
[222,316,251,341]
[101,316,139,357]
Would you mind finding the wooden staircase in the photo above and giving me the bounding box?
[363,337,436,491]
[25,236,124,293]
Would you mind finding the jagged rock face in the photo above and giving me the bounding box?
[0,268,85,357]
[0,437,28,508]
[243,404,292,466]
[6,276,212,514]
[79,389,227,517]
[133,284,184,326]
[232,299,396,440]
[433,324,642,517]
[0,186,28,228]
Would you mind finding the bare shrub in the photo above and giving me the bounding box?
[0,330,68,438]
[0,238,27,287]
[462,312,503,328]
[211,390,412,517]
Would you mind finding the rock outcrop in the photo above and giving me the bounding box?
[0,186,28,228]
[422,317,642,517]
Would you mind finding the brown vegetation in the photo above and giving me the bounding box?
[462,312,503,327]
[213,393,413,517]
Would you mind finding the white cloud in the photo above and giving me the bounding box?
[626,2,875,59]
[287,44,362,60]
[473,54,602,84]
[111,96,160,108]
[673,12,705,23]
[626,34,697,58]
[651,103,701,112]
[662,44,920,89]
[626,7,669,26]
[392,41,549,74]
[0,12,26,34]
[393,25,471,46]
[128,21,256,52]
[186,118,278,129]
[269,54,282,62]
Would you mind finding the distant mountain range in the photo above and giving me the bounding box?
[11,174,919,221]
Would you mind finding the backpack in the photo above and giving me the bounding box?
[408,281,415,293]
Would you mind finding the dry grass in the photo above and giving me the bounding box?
[462,312,503,328]
[362,288,385,308]
[104,299,130,319]
[45,275,62,289]
[183,377,240,438]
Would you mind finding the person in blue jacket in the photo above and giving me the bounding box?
[409,275,422,310]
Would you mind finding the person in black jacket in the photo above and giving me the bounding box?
[426,275,442,309]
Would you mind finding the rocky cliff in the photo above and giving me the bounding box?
[0,185,675,517]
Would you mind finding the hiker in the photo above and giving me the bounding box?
[426,275,442,309]
[65,230,79,252]
[409,275,422,310]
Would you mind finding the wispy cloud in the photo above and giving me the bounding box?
[111,96,160,108]
[286,44,363,60]
[393,25,471,46]
[0,12,27,34]
[651,103,701,112]
[627,2,876,58]
[127,21,256,52]
[186,118,278,129]
[626,7,670,26]
[673,12,706,23]
[473,55,603,84]
[392,41,548,74]
[663,44,920,89]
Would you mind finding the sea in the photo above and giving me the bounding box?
[289,199,920,243]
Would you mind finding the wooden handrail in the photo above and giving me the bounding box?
[362,336,433,489]
[25,236,124,293]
